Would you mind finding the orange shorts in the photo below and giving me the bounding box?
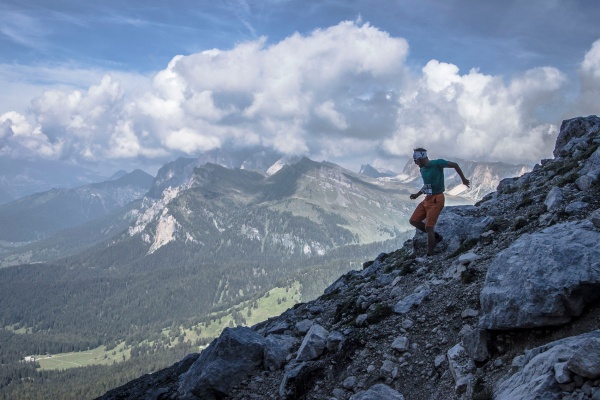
[410,193,445,228]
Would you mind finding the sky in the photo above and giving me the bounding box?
[1,0,600,177]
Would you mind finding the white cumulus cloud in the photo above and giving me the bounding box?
[384,60,567,164]
[0,23,599,175]
[577,38,600,116]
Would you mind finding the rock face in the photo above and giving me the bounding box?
[177,327,266,399]
[479,220,600,329]
[98,115,600,400]
[495,330,600,400]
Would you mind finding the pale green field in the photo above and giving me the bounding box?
[185,281,302,342]
[35,341,130,370]
[25,282,302,371]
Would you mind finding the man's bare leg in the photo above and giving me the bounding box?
[410,220,438,256]
[425,226,436,255]
[410,220,426,233]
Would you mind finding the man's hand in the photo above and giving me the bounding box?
[410,192,421,200]
[462,178,470,188]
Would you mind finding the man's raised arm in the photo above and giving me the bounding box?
[447,161,470,188]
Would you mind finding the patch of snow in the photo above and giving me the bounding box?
[266,160,287,175]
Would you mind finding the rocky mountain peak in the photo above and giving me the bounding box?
[99,115,600,400]
[359,164,397,179]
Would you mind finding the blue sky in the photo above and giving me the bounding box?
[1,0,600,176]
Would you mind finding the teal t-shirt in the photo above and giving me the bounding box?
[420,159,449,195]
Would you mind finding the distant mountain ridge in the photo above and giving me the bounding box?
[358,164,397,178]
[0,158,108,201]
[0,169,154,242]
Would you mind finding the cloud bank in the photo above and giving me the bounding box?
[1,22,599,174]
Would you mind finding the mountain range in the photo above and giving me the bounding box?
[0,158,110,203]
[98,115,600,400]
[0,169,154,243]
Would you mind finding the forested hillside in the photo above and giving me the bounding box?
[0,170,153,243]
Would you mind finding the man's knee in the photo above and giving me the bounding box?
[409,219,419,227]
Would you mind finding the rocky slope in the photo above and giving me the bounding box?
[98,115,600,400]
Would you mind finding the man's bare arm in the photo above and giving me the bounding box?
[410,190,423,200]
[447,161,470,187]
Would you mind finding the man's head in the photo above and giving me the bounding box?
[413,148,429,167]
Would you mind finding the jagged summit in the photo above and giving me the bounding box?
[99,116,600,400]
[359,164,397,179]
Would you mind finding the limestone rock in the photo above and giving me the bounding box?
[567,337,600,379]
[391,336,410,353]
[394,285,431,314]
[576,174,596,191]
[495,330,600,400]
[178,327,266,399]
[447,343,475,395]
[544,186,564,211]
[458,251,480,265]
[479,220,600,330]
[326,331,346,352]
[554,115,600,158]
[295,319,313,334]
[554,361,571,384]
[296,324,329,361]
[278,362,307,399]
[264,334,297,371]
[460,326,489,362]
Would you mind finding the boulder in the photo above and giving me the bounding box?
[326,331,346,352]
[494,330,600,400]
[447,343,475,395]
[264,334,297,371]
[178,326,266,399]
[295,319,313,334]
[394,285,431,314]
[553,115,600,158]
[544,186,564,212]
[460,326,489,362]
[567,337,600,379]
[296,324,329,361]
[278,362,306,399]
[479,220,600,330]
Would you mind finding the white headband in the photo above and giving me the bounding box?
[413,150,427,160]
